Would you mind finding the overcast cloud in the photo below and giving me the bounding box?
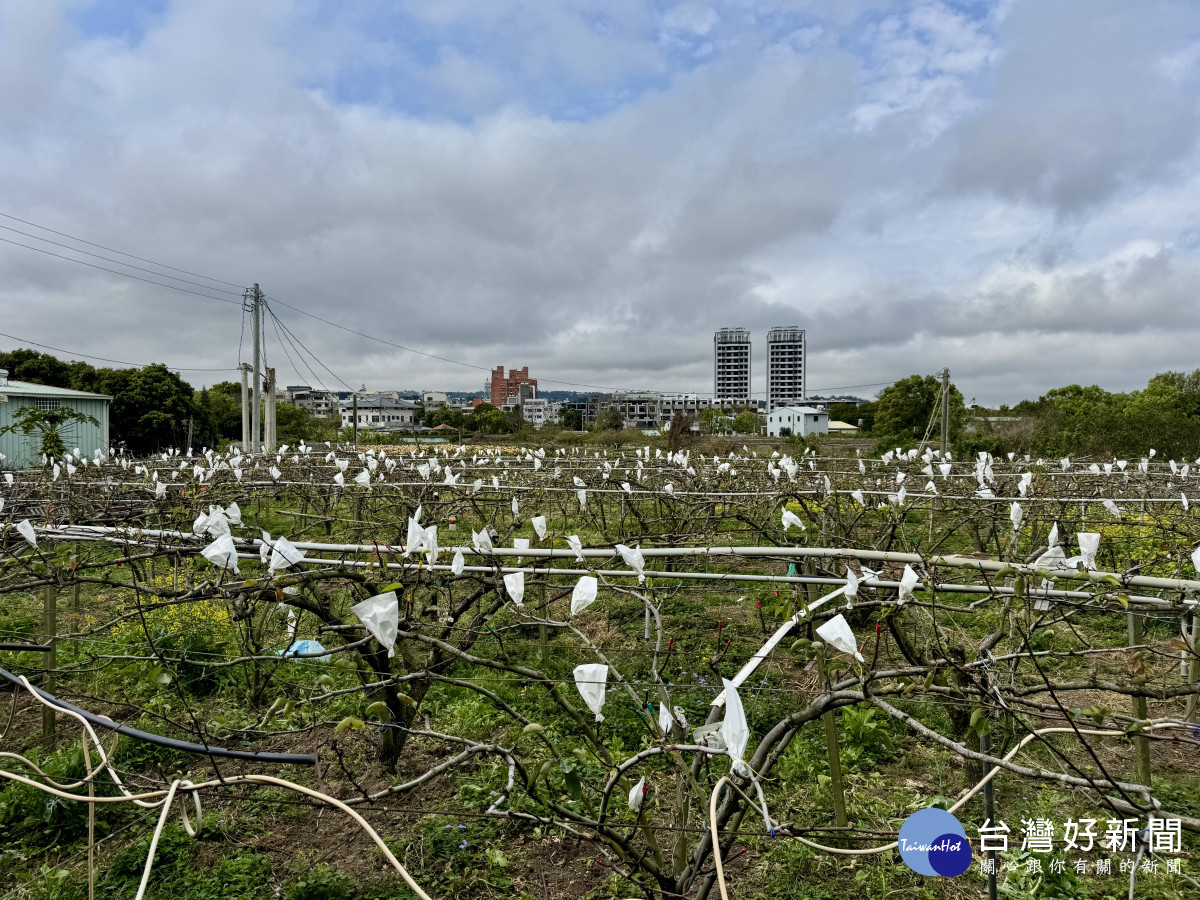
[1,0,1198,405]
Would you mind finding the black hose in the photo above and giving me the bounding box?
[0,644,50,652]
[0,665,316,766]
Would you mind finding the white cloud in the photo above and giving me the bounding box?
[0,0,1197,405]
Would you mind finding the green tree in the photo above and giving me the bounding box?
[432,406,465,428]
[1016,379,1200,458]
[594,406,624,431]
[698,408,724,434]
[1,405,100,459]
[560,408,583,431]
[98,364,196,454]
[731,410,759,434]
[0,349,78,388]
[873,375,966,442]
[829,401,874,432]
[467,403,505,434]
[275,402,338,445]
[195,382,243,446]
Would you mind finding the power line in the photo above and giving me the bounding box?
[805,381,893,395]
[267,295,494,373]
[0,223,244,297]
[0,210,246,289]
[0,329,237,373]
[0,235,239,305]
[267,305,356,393]
[268,309,332,396]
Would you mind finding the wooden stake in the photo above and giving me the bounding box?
[1127,611,1152,786]
[42,585,57,742]
[980,728,998,900]
[821,708,848,828]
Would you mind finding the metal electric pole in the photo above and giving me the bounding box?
[250,283,262,453]
[940,367,950,456]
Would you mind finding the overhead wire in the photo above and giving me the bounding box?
[266,304,356,393]
[0,329,237,373]
[0,223,245,298]
[266,304,336,395]
[0,235,239,305]
[0,210,247,289]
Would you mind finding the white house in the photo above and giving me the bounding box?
[766,405,828,438]
[521,397,549,427]
[339,396,417,430]
[421,390,449,410]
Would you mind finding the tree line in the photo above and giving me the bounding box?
[8,347,1197,458]
[831,370,1200,459]
[0,349,333,454]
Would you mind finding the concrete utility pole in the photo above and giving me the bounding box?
[265,367,276,451]
[352,393,359,448]
[251,283,262,453]
[940,367,950,456]
[240,364,250,451]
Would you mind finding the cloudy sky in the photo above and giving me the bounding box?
[1,0,1198,405]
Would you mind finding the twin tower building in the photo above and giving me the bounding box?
[713,326,806,412]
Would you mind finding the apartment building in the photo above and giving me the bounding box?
[766,325,806,412]
[713,327,752,402]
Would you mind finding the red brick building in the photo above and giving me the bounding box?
[490,366,537,406]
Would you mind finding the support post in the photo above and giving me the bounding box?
[70,555,80,656]
[1185,609,1198,723]
[251,283,262,453]
[42,585,57,741]
[980,729,998,900]
[821,707,848,828]
[1128,612,1152,786]
[816,642,848,828]
[535,534,549,665]
[352,393,358,448]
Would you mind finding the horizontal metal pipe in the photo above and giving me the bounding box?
[33,524,1200,594]
[229,554,1173,607]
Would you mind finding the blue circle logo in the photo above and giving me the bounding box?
[898,809,972,877]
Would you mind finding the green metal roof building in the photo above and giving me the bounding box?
[0,369,111,468]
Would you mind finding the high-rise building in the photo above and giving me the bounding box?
[713,328,752,402]
[766,326,806,412]
[490,366,537,406]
